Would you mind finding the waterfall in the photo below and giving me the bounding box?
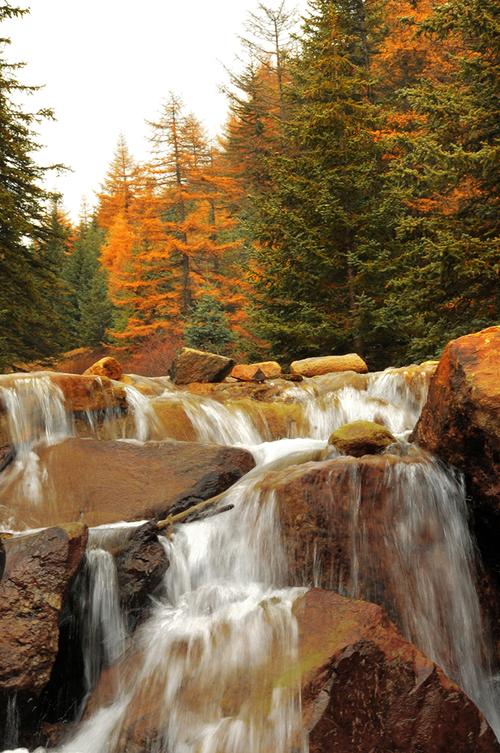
[1,364,499,751]
[78,549,127,695]
[49,444,319,753]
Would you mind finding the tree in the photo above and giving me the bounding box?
[247,0,397,365]
[0,4,69,367]
[377,0,500,361]
[184,293,234,354]
[64,217,114,347]
[97,134,137,230]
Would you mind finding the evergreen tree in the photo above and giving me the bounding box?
[248,0,397,365]
[184,294,234,354]
[379,0,500,361]
[0,4,68,368]
[64,218,114,347]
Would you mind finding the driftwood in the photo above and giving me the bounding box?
[156,490,232,533]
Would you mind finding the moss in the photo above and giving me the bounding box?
[329,420,395,457]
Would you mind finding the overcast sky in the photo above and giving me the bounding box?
[4,0,308,220]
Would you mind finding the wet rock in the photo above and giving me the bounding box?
[0,371,127,414]
[0,523,88,695]
[414,326,500,514]
[170,347,234,385]
[226,398,306,440]
[231,361,282,382]
[0,443,14,472]
[147,398,196,441]
[115,522,169,628]
[84,356,123,381]
[290,353,368,377]
[297,589,499,753]
[0,438,255,529]
[328,419,395,456]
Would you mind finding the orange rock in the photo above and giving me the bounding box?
[298,589,499,753]
[84,356,123,381]
[231,361,282,382]
[290,353,368,377]
[0,438,255,529]
[414,326,500,513]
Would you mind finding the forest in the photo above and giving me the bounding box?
[0,0,498,374]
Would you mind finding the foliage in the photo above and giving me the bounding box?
[184,294,234,354]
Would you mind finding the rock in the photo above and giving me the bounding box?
[414,326,500,514]
[226,398,307,440]
[0,438,255,529]
[82,588,498,753]
[297,589,499,753]
[84,356,123,381]
[115,522,169,628]
[413,327,500,657]
[0,443,14,472]
[147,398,197,441]
[0,523,88,695]
[290,353,368,377]
[0,371,127,414]
[231,361,282,382]
[328,419,395,456]
[170,347,235,385]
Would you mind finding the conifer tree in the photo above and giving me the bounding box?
[184,293,234,354]
[248,0,397,365]
[0,4,69,368]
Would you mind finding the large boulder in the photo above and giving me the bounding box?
[0,524,88,695]
[81,589,498,753]
[84,356,123,381]
[170,347,234,385]
[290,353,368,377]
[414,326,500,514]
[328,419,395,456]
[0,438,255,529]
[230,360,282,382]
[298,589,499,753]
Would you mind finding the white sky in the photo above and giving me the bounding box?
[4,0,308,220]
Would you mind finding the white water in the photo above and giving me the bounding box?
[1,365,499,751]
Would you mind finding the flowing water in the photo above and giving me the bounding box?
[0,366,499,751]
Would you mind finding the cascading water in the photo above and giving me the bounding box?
[1,365,499,751]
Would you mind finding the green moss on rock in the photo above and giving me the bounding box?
[328,420,395,457]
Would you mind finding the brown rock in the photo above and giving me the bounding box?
[148,398,196,441]
[115,522,169,627]
[290,353,368,377]
[414,326,500,514]
[231,361,282,382]
[84,356,123,381]
[170,347,235,385]
[0,438,255,529]
[0,523,88,694]
[328,419,395,456]
[298,589,499,753]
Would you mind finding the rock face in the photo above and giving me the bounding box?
[231,361,282,382]
[290,353,368,377]
[170,347,235,385]
[0,438,255,529]
[297,589,499,753]
[414,326,500,514]
[0,524,88,695]
[328,419,395,456]
[84,356,123,381]
[115,522,169,628]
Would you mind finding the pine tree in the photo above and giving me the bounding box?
[184,294,234,354]
[0,4,69,368]
[378,0,500,361]
[248,0,397,365]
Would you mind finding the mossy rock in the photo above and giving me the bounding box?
[328,420,395,457]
